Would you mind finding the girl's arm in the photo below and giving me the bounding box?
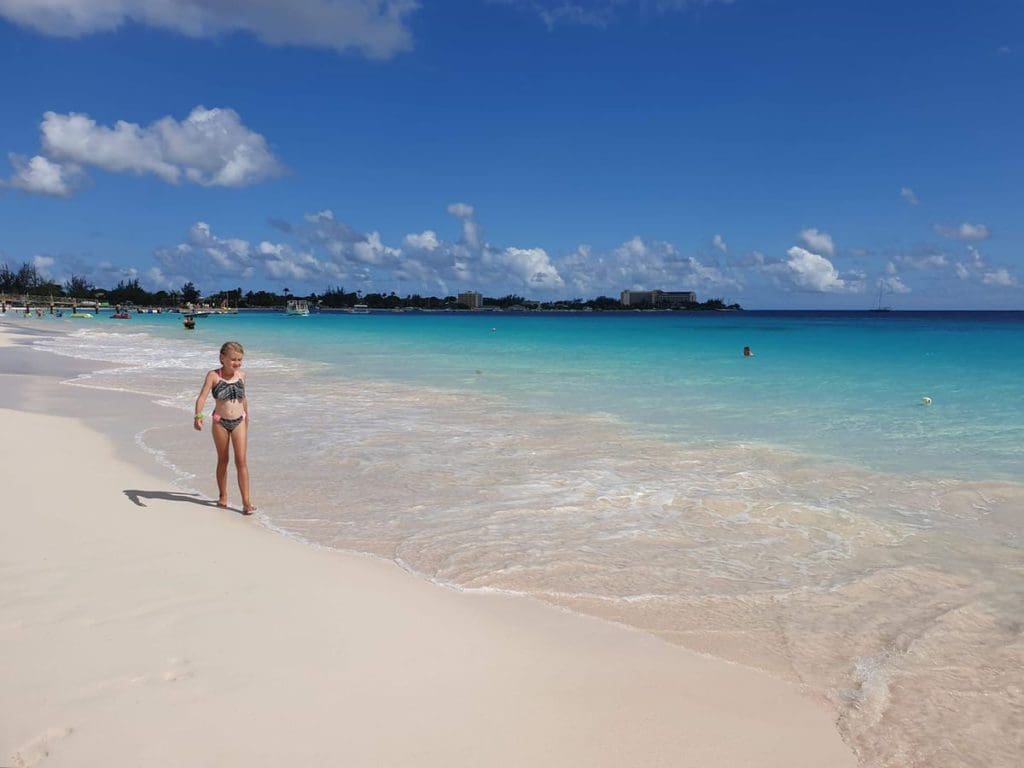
[241,372,250,422]
[193,370,216,430]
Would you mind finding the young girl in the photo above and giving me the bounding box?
[194,341,256,514]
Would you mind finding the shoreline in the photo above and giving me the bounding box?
[0,321,856,766]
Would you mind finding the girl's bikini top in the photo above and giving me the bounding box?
[212,375,245,402]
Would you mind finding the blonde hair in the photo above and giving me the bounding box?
[220,341,244,357]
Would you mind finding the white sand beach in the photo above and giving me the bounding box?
[0,323,856,767]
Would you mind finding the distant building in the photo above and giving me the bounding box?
[457,291,482,309]
[620,290,653,307]
[656,290,698,307]
[620,289,697,308]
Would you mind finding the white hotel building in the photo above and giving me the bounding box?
[620,290,697,308]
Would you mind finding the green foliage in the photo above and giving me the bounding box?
[482,294,527,308]
[180,281,201,303]
[589,295,621,310]
[0,263,743,311]
[64,274,95,299]
[0,261,44,293]
[693,297,742,311]
[318,286,358,308]
[106,279,151,305]
[243,290,281,308]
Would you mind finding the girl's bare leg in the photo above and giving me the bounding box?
[230,421,255,513]
[212,422,231,507]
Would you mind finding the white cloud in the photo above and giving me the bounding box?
[5,153,82,196]
[294,209,741,299]
[685,254,732,286]
[0,0,417,59]
[447,202,481,249]
[352,231,401,266]
[982,268,1017,287]
[259,241,340,283]
[712,233,727,253]
[554,235,738,298]
[33,252,145,290]
[31,254,56,277]
[879,264,910,294]
[34,106,282,188]
[935,222,990,241]
[305,209,335,224]
[775,246,851,293]
[188,221,254,274]
[446,202,474,219]
[133,206,745,300]
[900,186,919,206]
[954,246,1019,287]
[302,208,401,269]
[153,221,349,289]
[506,0,733,29]
[952,245,1019,288]
[155,221,255,284]
[403,230,439,251]
[619,236,648,259]
[145,266,173,290]
[497,246,564,290]
[798,228,835,257]
[895,250,947,270]
[880,275,910,294]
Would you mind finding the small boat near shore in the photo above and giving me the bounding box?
[286,299,310,316]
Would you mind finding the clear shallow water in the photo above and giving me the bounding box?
[17,310,1024,767]
[68,309,1024,478]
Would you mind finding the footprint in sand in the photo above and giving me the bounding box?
[10,726,74,767]
[125,656,193,685]
[161,655,194,683]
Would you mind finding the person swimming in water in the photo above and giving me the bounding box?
[743,345,754,357]
[193,341,256,514]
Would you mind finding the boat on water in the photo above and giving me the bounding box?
[69,304,96,318]
[110,312,131,320]
[286,299,310,316]
[869,284,892,312]
[349,304,370,314]
[181,303,212,318]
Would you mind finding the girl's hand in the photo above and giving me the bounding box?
[194,415,204,431]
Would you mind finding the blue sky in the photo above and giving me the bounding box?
[1,0,1021,309]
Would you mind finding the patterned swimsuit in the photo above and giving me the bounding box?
[212,376,246,432]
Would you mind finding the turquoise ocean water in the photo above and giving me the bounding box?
[17,309,1024,767]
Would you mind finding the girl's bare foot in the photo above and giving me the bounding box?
[216,499,229,509]
[242,503,257,516]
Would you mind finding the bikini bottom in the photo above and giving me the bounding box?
[213,413,245,432]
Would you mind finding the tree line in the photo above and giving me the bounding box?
[1,261,740,311]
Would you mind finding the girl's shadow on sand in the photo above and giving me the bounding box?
[123,489,248,515]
